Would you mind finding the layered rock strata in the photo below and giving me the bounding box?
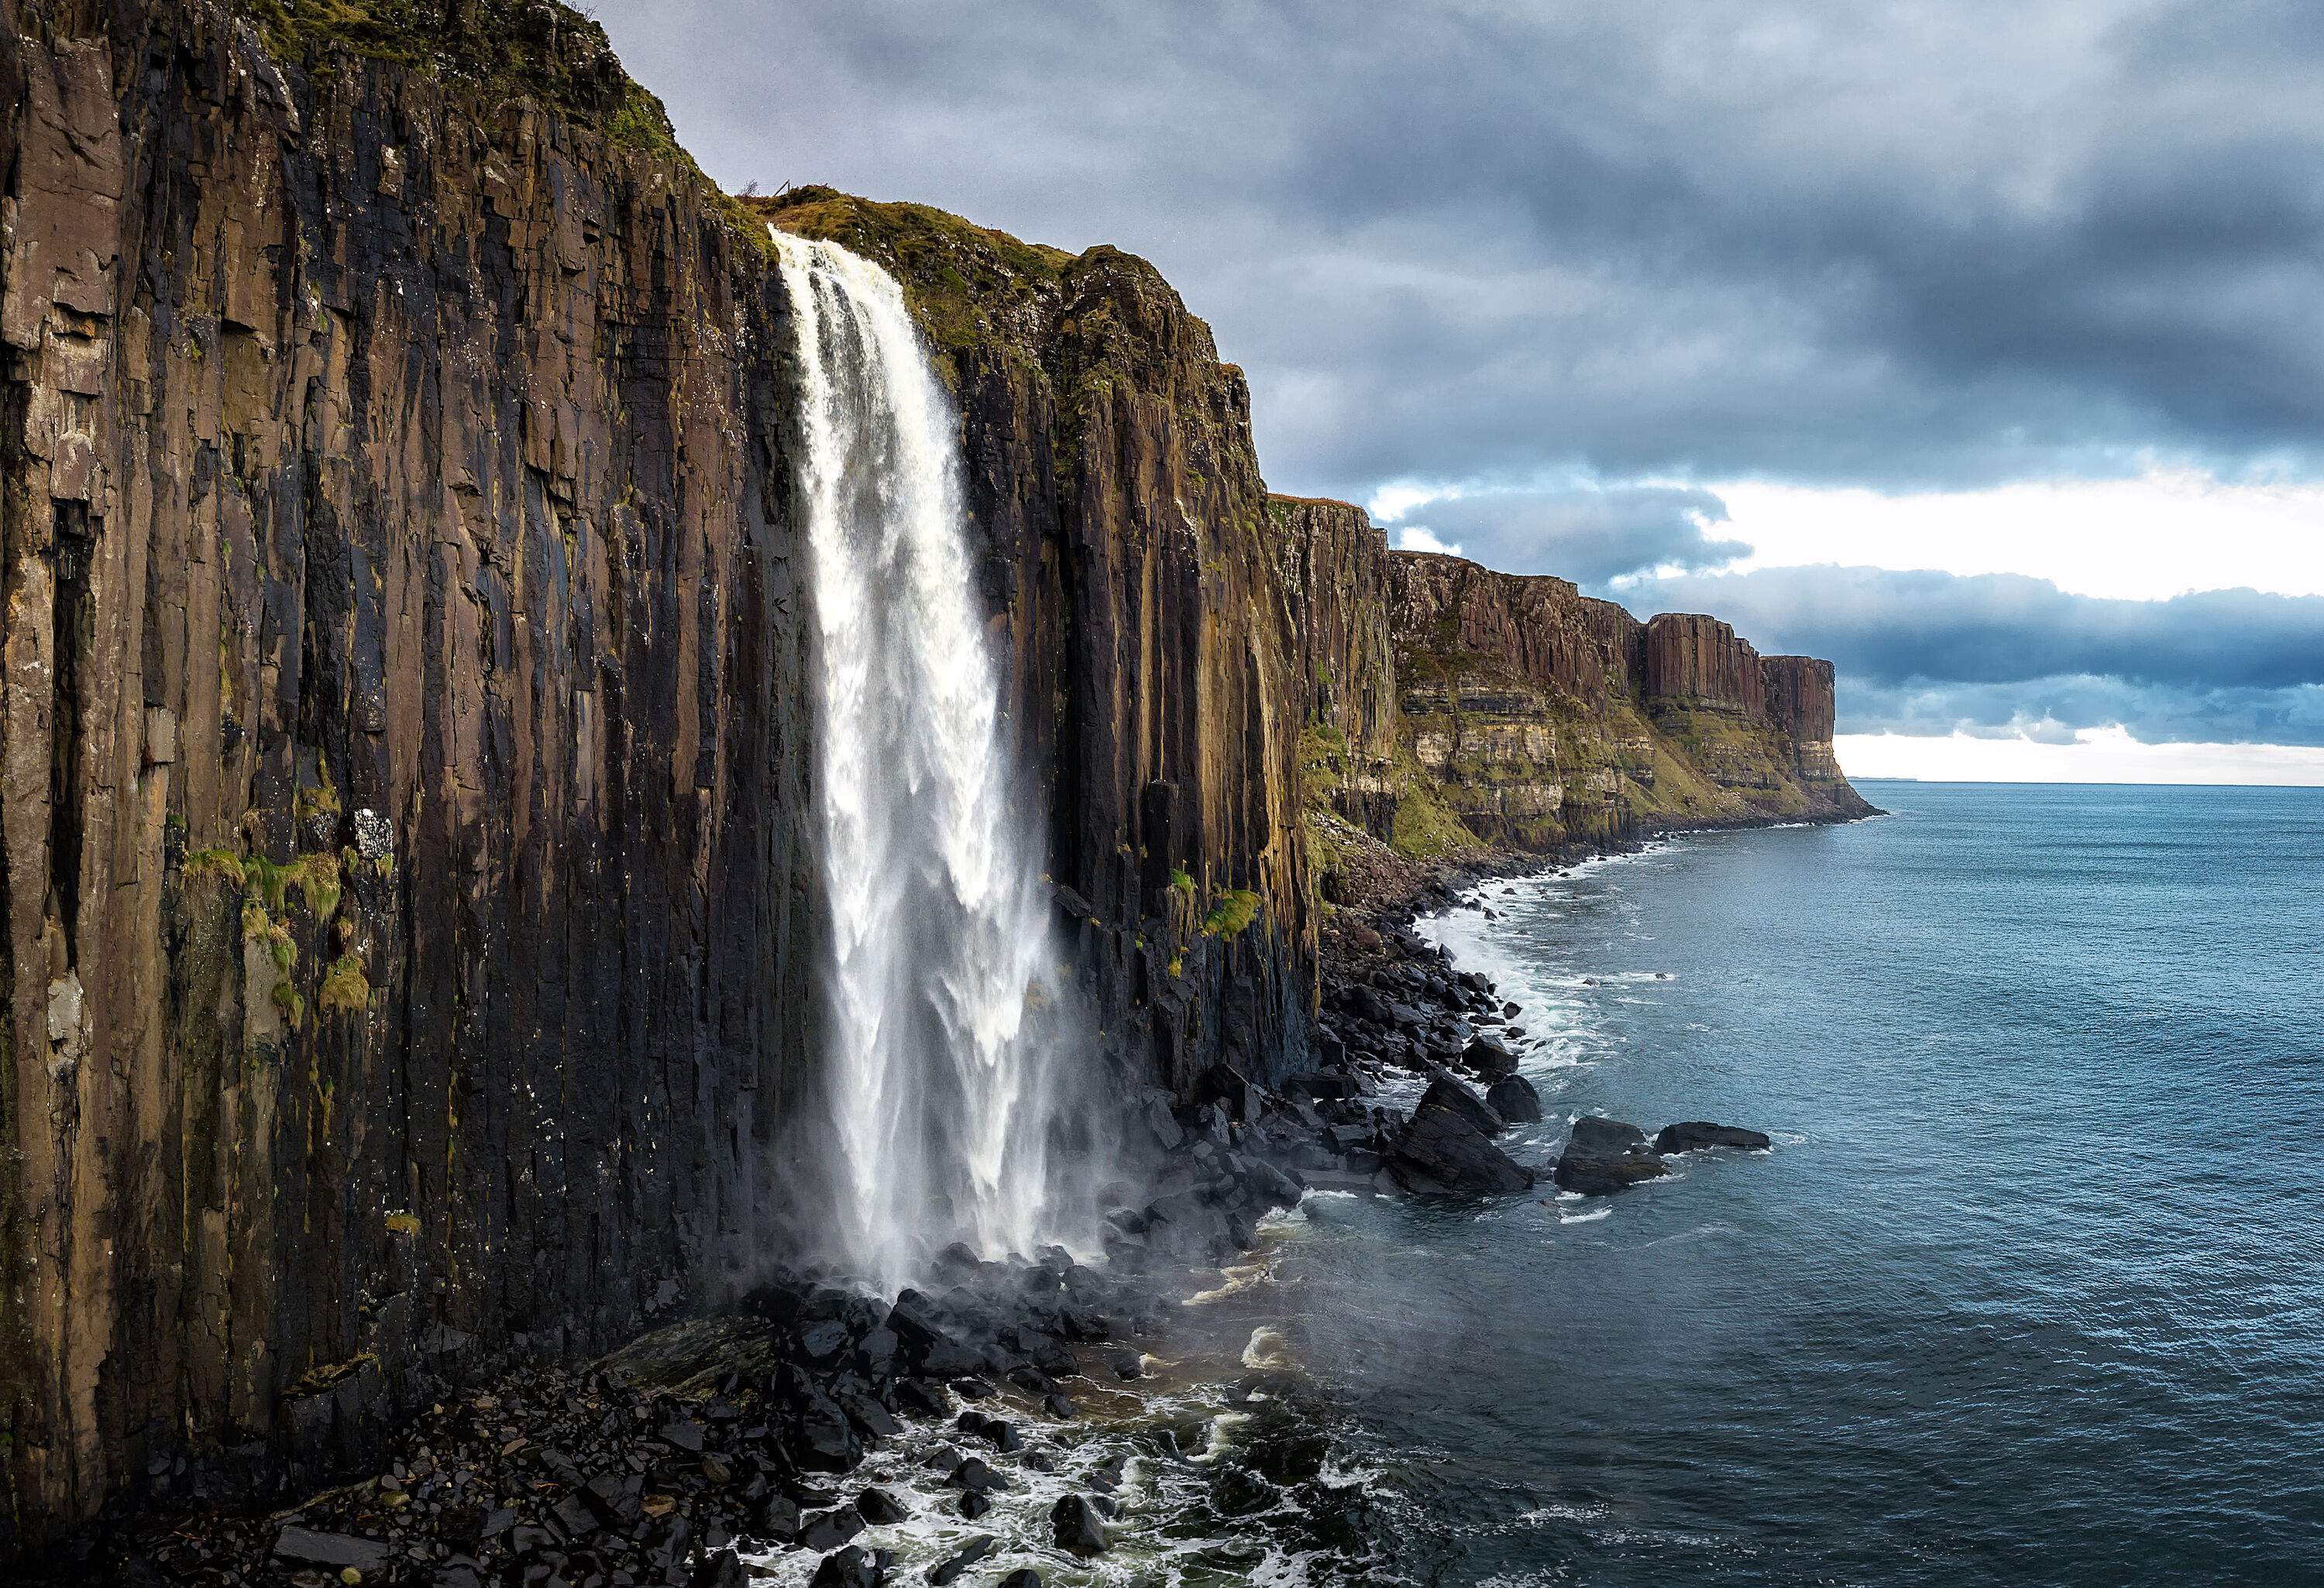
[1370,540,1873,854]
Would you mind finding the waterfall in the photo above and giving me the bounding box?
[772,231,1074,1292]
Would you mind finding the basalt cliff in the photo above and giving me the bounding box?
[1274,501,1872,875]
[0,0,1869,1555]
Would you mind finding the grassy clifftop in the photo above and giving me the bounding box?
[755,187,1076,355]
[240,0,685,153]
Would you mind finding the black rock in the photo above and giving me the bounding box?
[954,1411,1019,1452]
[796,1504,865,1552]
[949,1456,1007,1493]
[892,1379,948,1418]
[928,1536,995,1586]
[856,1485,909,1524]
[1198,1062,1263,1122]
[582,1469,643,1528]
[1654,1120,1772,1154]
[1387,1101,1534,1194]
[751,1493,802,1542]
[1463,1035,1519,1078]
[1485,1074,1543,1123]
[888,1291,978,1377]
[692,1548,748,1588]
[809,1545,881,1588]
[551,1490,600,1539]
[1243,1157,1306,1211]
[799,1318,853,1363]
[1553,1116,1671,1194]
[999,1572,1043,1588]
[957,1490,992,1520]
[1418,1074,1504,1136]
[272,1528,388,1572]
[1052,1492,1111,1555]
[837,1390,903,1439]
[789,1392,865,1472]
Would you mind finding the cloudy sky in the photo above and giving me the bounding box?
[599,0,2324,783]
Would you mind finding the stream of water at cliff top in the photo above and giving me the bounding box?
[772,231,1073,1292]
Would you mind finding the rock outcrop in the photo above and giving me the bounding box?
[1654,1121,1773,1154]
[1388,1096,1535,1194]
[1553,1117,1671,1195]
[1371,541,1874,857]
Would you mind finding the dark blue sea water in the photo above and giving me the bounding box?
[1259,780,2324,1586]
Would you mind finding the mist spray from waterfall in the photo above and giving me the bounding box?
[773,231,1078,1294]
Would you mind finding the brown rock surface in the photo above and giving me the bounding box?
[1383,549,1874,851]
[0,0,811,1549]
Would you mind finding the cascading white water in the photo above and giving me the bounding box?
[772,230,1073,1292]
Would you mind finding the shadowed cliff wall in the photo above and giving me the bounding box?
[0,0,827,1548]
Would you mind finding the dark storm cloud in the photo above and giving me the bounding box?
[1616,566,2324,744]
[1384,486,1748,583]
[596,0,2324,495]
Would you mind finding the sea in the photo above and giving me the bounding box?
[753,780,2324,1587]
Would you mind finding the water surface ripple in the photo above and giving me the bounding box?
[1278,781,2324,1586]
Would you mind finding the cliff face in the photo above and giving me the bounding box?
[1266,519,1872,860]
[0,0,829,1548]
[762,190,1315,1098]
[1394,548,1874,845]
[1266,496,1401,836]
[0,12,1332,1545]
[1764,655,1851,784]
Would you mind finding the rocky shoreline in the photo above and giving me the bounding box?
[29,815,1831,1588]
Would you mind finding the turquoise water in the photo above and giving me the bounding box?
[1266,781,2324,1585]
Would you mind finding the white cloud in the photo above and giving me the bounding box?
[1391,524,1465,557]
[1367,481,1454,523]
[1838,726,2324,785]
[1710,468,2324,601]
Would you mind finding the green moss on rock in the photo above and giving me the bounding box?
[242,0,635,124]
[319,954,373,1016]
[758,187,1073,356]
[1201,889,1263,940]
